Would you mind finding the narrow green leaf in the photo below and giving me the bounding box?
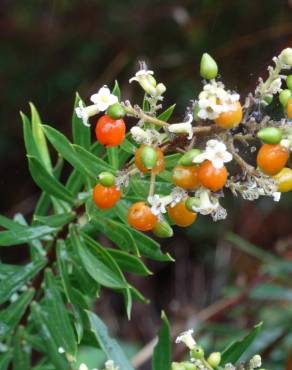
[152,312,171,370]
[34,212,75,228]
[107,248,152,276]
[21,111,40,160]
[221,322,263,365]
[43,270,77,358]
[0,215,25,231]
[249,283,292,301]
[164,154,181,168]
[34,192,52,218]
[87,311,135,370]
[157,104,176,122]
[13,328,31,370]
[66,168,84,196]
[120,136,137,155]
[72,93,91,149]
[0,263,22,279]
[130,177,172,198]
[0,289,34,339]
[112,80,121,100]
[0,351,12,370]
[0,224,57,247]
[73,144,114,174]
[28,156,74,204]
[31,302,70,370]
[30,103,52,172]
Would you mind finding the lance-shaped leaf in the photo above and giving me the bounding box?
[157,104,176,122]
[13,327,31,370]
[107,248,152,276]
[152,312,171,370]
[34,212,76,228]
[28,156,74,205]
[0,351,12,370]
[87,311,135,370]
[112,80,121,100]
[43,270,77,358]
[21,111,41,159]
[72,93,91,150]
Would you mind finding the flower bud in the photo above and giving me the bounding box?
[279,48,292,66]
[107,103,125,119]
[190,345,204,360]
[179,149,202,166]
[262,94,273,106]
[257,127,282,144]
[98,172,116,187]
[207,352,221,367]
[153,220,173,238]
[185,197,201,212]
[141,146,158,169]
[279,89,291,107]
[148,75,157,87]
[200,53,218,80]
[182,362,196,370]
[287,75,292,91]
[155,83,167,96]
[273,167,292,192]
[171,363,185,370]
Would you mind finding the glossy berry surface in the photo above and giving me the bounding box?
[167,201,197,227]
[198,160,228,191]
[135,146,165,174]
[95,114,126,147]
[287,97,292,119]
[93,184,121,209]
[273,167,292,192]
[128,202,157,231]
[172,165,200,189]
[257,144,289,176]
[215,101,242,129]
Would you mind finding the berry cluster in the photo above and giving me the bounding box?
[77,48,292,237]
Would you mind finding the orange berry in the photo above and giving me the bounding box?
[95,114,126,147]
[128,202,157,231]
[172,165,200,189]
[257,143,289,176]
[135,146,165,174]
[198,160,228,191]
[167,201,197,227]
[93,184,121,209]
[214,101,242,129]
[287,98,292,119]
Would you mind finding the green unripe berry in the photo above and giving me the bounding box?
[200,53,218,80]
[190,345,204,360]
[185,197,200,212]
[153,220,174,238]
[141,146,158,169]
[257,127,282,144]
[179,149,202,166]
[98,172,116,187]
[107,103,126,119]
[287,75,292,91]
[279,89,291,107]
[207,352,221,367]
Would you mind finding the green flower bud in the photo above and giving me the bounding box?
[262,95,273,105]
[190,345,204,360]
[185,197,200,212]
[98,172,116,187]
[171,362,185,370]
[287,75,292,91]
[107,103,126,119]
[279,89,291,107]
[257,127,282,144]
[141,146,158,169]
[207,352,221,367]
[182,362,196,370]
[279,48,292,66]
[200,53,218,80]
[153,220,173,238]
[179,149,202,166]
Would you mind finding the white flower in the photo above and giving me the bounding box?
[78,364,88,370]
[105,360,119,370]
[168,114,193,139]
[58,347,65,354]
[170,187,187,207]
[249,354,262,369]
[273,191,281,202]
[75,101,100,127]
[279,48,292,66]
[191,189,220,215]
[130,126,152,144]
[147,194,168,216]
[129,68,154,83]
[175,329,196,349]
[269,77,282,94]
[193,140,232,169]
[129,68,157,96]
[280,138,292,150]
[90,86,118,112]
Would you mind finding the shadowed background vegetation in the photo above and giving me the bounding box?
[1,1,292,369]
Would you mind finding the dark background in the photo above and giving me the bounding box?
[1,1,292,369]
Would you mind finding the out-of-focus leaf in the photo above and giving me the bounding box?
[87,311,135,370]
[157,104,176,122]
[152,312,171,370]
[250,283,292,301]
[221,322,263,365]
[0,259,46,304]
[43,270,77,358]
[28,156,74,205]
[0,289,34,339]
[107,248,152,276]
[30,302,70,370]
[130,177,172,198]
[34,212,75,228]
[164,154,181,168]
[72,93,91,150]
[112,80,121,100]
[0,224,57,247]
[0,351,12,370]
[13,327,31,370]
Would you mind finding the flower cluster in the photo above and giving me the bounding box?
[77,49,292,238]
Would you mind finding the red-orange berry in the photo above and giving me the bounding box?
[167,201,197,227]
[95,114,126,147]
[172,165,200,189]
[198,160,228,191]
[257,143,289,176]
[93,184,121,209]
[135,146,165,174]
[214,101,242,129]
[128,202,157,231]
[287,97,292,119]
